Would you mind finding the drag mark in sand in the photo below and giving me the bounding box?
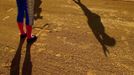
[2,16,10,21]
[7,8,14,12]
[2,8,14,21]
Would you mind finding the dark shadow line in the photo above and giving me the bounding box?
[34,0,43,20]
[73,0,116,57]
[22,37,37,75]
[10,38,25,75]
[22,43,33,75]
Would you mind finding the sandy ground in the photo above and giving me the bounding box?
[0,0,134,75]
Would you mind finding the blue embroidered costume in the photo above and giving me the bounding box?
[16,0,34,26]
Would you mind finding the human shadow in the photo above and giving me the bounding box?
[10,37,25,75]
[22,36,37,75]
[10,36,37,75]
[73,0,116,56]
[34,0,43,20]
[22,43,33,75]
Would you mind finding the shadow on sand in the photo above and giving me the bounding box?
[73,0,116,57]
[10,38,34,75]
[10,38,25,75]
[34,0,43,20]
[22,43,32,75]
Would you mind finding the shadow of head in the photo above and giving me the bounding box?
[102,34,116,46]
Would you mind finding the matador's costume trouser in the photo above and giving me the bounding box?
[16,0,34,26]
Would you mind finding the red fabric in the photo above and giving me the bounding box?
[26,25,32,39]
[17,22,25,34]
